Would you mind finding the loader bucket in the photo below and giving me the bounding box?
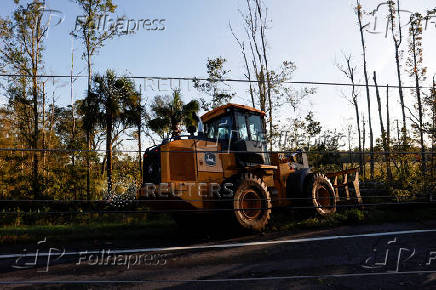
[325,168,362,205]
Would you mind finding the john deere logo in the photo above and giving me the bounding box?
[204,152,216,166]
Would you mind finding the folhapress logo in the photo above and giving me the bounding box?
[74,14,166,34]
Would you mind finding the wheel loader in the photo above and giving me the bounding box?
[138,103,361,231]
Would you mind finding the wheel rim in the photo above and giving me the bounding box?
[315,185,332,208]
[240,189,262,220]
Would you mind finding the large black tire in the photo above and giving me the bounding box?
[233,173,271,232]
[305,173,336,215]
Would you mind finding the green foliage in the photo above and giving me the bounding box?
[193,57,234,110]
[88,70,140,130]
[70,0,118,60]
[82,69,140,193]
[148,90,199,138]
[0,0,50,198]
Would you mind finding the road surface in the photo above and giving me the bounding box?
[0,220,435,289]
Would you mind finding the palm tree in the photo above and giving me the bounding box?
[148,90,199,139]
[77,89,100,200]
[85,70,140,194]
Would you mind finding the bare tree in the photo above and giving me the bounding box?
[232,0,313,150]
[387,0,407,144]
[373,71,392,181]
[337,53,363,173]
[361,113,366,180]
[230,23,254,108]
[407,12,427,180]
[235,0,273,149]
[346,123,354,165]
[356,1,374,179]
[386,85,392,182]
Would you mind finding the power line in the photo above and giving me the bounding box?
[0,195,395,203]
[0,73,433,89]
[0,147,434,154]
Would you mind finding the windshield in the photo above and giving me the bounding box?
[236,113,249,140]
[236,112,265,142]
[248,115,264,142]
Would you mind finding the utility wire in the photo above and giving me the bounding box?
[0,73,434,89]
[0,196,395,203]
[0,147,434,155]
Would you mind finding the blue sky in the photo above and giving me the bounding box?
[1,0,435,149]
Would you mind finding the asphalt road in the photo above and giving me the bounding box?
[0,221,435,289]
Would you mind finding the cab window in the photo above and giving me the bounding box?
[236,113,249,140]
[205,115,233,140]
[236,112,265,142]
[248,115,264,142]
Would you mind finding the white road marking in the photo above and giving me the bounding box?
[0,228,435,260]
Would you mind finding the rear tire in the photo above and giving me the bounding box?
[233,173,271,232]
[305,173,336,215]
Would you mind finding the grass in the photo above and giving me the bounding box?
[1,206,435,247]
[0,215,175,246]
[269,205,436,232]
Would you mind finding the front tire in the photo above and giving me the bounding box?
[305,173,336,215]
[233,173,271,232]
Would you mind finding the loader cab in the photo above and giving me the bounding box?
[201,104,270,166]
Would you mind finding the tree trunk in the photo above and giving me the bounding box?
[431,77,435,181]
[353,99,363,174]
[362,114,366,181]
[386,85,392,182]
[71,42,76,168]
[357,1,374,179]
[106,112,113,194]
[32,74,39,198]
[373,71,387,179]
[394,45,406,142]
[138,88,143,182]
[138,124,142,181]
[86,49,92,200]
[86,130,91,200]
[388,1,407,145]
[410,27,426,181]
[42,82,46,177]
